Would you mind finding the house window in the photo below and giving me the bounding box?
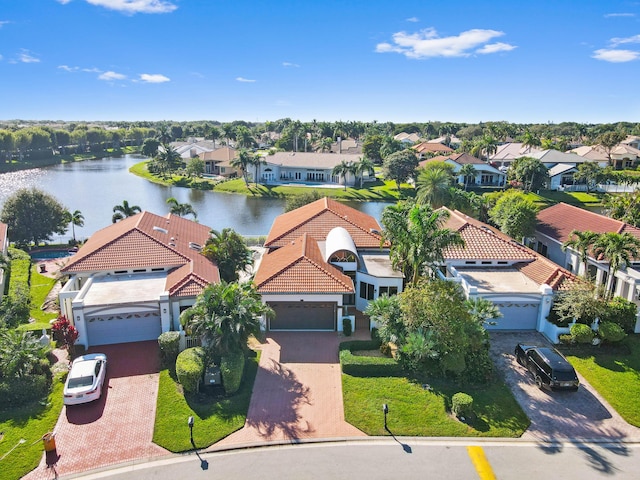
[359,281,375,300]
[295,172,301,180]
[343,293,355,306]
[537,242,548,257]
[378,286,398,297]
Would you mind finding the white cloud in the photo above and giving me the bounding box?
[610,34,640,46]
[0,20,10,28]
[99,70,127,80]
[236,77,256,83]
[406,17,419,22]
[83,67,101,73]
[592,48,639,62]
[476,42,517,54]
[58,65,79,72]
[282,62,300,68]
[139,73,170,83]
[375,28,513,59]
[18,50,40,63]
[60,0,177,14]
[604,13,635,18]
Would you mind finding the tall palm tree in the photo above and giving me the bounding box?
[180,281,273,357]
[415,163,453,208]
[593,232,640,294]
[166,197,197,220]
[458,164,476,191]
[203,228,253,282]
[112,200,141,223]
[332,160,356,190]
[561,230,599,278]
[317,137,333,153]
[235,126,255,148]
[248,154,266,186]
[381,201,464,284]
[354,157,375,188]
[207,126,221,148]
[230,149,253,186]
[69,209,84,243]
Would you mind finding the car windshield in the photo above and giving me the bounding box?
[68,375,94,388]
[553,370,576,381]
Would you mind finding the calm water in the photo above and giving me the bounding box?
[0,155,391,243]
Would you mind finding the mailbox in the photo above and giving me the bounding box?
[204,366,221,385]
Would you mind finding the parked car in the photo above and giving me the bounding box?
[514,343,579,391]
[64,353,108,405]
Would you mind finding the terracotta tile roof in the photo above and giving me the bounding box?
[442,208,578,290]
[536,203,640,243]
[413,142,454,154]
[264,197,385,249]
[255,233,354,294]
[200,147,237,162]
[62,212,219,297]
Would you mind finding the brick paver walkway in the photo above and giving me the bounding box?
[23,341,167,480]
[216,331,367,447]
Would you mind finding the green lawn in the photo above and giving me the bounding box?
[0,377,65,480]
[153,352,260,452]
[341,343,529,437]
[23,265,58,331]
[523,190,603,208]
[563,335,640,427]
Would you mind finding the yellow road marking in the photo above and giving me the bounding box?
[467,446,497,480]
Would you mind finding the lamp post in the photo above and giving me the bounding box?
[382,403,389,431]
[188,416,195,449]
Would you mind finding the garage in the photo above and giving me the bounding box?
[492,302,540,330]
[268,302,336,331]
[86,312,162,346]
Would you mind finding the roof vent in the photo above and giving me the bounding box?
[189,242,203,252]
[369,228,381,235]
[168,242,176,247]
[153,226,169,234]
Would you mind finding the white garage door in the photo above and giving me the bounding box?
[491,302,540,330]
[86,312,162,346]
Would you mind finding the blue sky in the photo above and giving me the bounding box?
[1,0,639,124]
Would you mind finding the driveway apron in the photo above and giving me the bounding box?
[216,332,366,447]
[24,341,167,480]
[490,332,640,442]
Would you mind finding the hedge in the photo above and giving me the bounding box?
[0,375,50,409]
[176,347,205,394]
[220,350,245,395]
[600,297,638,334]
[451,392,474,418]
[339,340,404,377]
[570,323,595,344]
[598,322,627,343]
[158,331,180,367]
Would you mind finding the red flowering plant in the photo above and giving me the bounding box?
[51,315,79,358]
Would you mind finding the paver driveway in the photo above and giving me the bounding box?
[490,332,640,442]
[216,332,366,447]
[24,341,167,480]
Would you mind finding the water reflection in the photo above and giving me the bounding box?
[0,155,391,242]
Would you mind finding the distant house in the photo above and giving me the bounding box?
[608,144,640,170]
[59,212,220,347]
[0,223,8,299]
[200,147,241,177]
[569,145,609,165]
[330,138,362,154]
[254,198,402,331]
[489,142,542,169]
[394,132,422,144]
[427,135,462,148]
[420,152,506,187]
[257,152,364,186]
[170,140,217,159]
[534,202,640,332]
[412,141,454,158]
[548,163,580,191]
[622,135,640,150]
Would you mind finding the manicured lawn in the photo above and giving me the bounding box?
[562,335,640,427]
[24,265,58,331]
[341,344,529,437]
[0,377,65,480]
[153,352,260,452]
[523,190,603,208]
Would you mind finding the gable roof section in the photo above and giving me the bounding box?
[548,163,577,177]
[200,147,237,163]
[442,208,577,290]
[255,233,354,294]
[265,151,361,169]
[265,197,384,249]
[62,212,219,296]
[413,142,454,154]
[536,202,640,244]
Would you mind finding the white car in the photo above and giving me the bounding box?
[63,353,108,405]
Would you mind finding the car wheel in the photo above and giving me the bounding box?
[535,375,543,389]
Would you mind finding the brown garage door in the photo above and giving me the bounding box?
[268,302,336,331]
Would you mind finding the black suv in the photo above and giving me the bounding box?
[514,343,579,391]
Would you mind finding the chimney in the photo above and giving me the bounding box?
[337,136,342,154]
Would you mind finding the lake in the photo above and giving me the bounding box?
[0,155,392,243]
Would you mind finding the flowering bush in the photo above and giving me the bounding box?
[51,315,79,353]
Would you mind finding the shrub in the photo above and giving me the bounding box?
[342,317,352,336]
[51,315,78,354]
[158,331,180,367]
[370,327,379,342]
[339,340,403,377]
[176,347,205,394]
[220,350,245,395]
[0,288,30,328]
[0,375,49,408]
[600,297,637,334]
[570,323,595,344]
[451,392,474,419]
[598,322,627,343]
[558,334,574,345]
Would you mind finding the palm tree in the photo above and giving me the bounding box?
[381,201,464,284]
[354,157,375,188]
[166,197,197,220]
[203,228,253,282]
[69,209,84,243]
[458,164,476,191]
[180,281,273,357]
[112,200,141,223]
[317,137,333,153]
[248,154,266,186]
[332,160,356,191]
[593,232,640,294]
[231,149,253,186]
[521,130,541,153]
[0,330,49,378]
[207,126,221,148]
[415,163,453,208]
[561,230,599,278]
[235,126,255,148]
